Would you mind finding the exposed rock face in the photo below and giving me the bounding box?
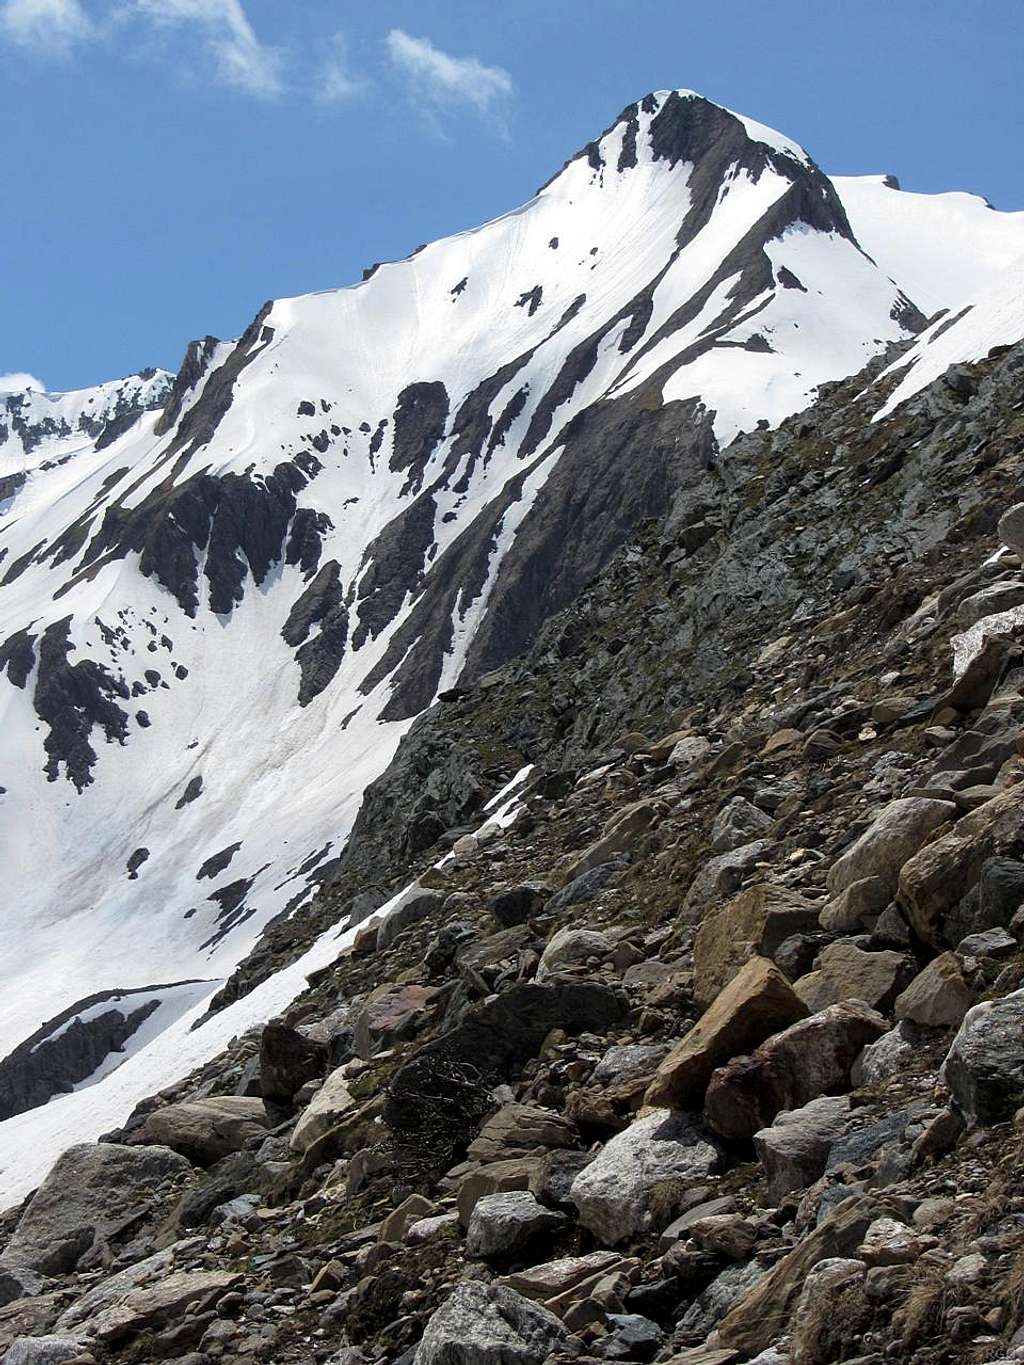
[1,1144,190,1274]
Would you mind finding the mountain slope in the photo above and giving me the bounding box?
[0,89,957,1128]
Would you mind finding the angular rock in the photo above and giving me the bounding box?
[457,1158,542,1226]
[377,887,443,950]
[682,842,770,921]
[789,1257,867,1365]
[793,942,914,1014]
[827,797,956,900]
[131,1096,269,1164]
[717,1196,877,1357]
[352,981,440,1059]
[2,1338,86,1365]
[818,876,890,933]
[380,1193,435,1243]
[259,1020,326,1112]
[289,1065,356,1153]
[710,798,774,853]
[467,1103,578,1163]
[490,884,549,928]
[894,952,973,1028]
[646,957,807,1108]
[466,1191,566,1260]
[564,800,661,880]
[415,1281,568,1365]
[537,927,613,980]
[593,1044,667,1087]
[547,863,622,913]
[858,1216,931,1266]
[942,987,1024,1123]
[898,790,1024,946]
[85,1268,242,1341]
[957,925,1018,958]
[754,1095,851,1202]
[704,1001,889,1139]
[500,1252,624,1305]
[693,884,821,1007]
[0,1268,49,1310]
[570,1109,723,1246]
[1,1143,191,1274]
[851,1020,923,1087]
[998,502,1024,558]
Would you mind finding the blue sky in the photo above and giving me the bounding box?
[2,0,1022,393]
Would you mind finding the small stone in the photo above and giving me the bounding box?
[858,1217,932,1266]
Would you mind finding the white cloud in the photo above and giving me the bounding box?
[130,0,283,97]
[317,31,365,104]
[0,372,47,393]
[385,28,513,131]
[0,0,91,55]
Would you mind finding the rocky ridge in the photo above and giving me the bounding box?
[1,330,1024,1365]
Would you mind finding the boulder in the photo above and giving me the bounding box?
[957,581,1024,629]
[2,1338,86,1364]
[669,736,712,768]
[500,1251,625,1305]
[0,1269,49,1309]
[259,1020,326,1112]
[352,981,440,1059]
[827,797,956,899]
[490,884,549,928]
[1,1143,190,1275]
[457,1159,542,1226]
[703,1001,889,1139]
[415,1281,568,1365]
[593,1044,667,1088]
[957,925,1018,957]
[851,1020,923,1087]
[570,1109,723,1245]
[753,1095,851,1202]
[899,790,1024,946]
[942,987,1024,1123]
[818,876,890,933]
[537,927,613,980]
[717,1196,877,1357]
[564,800,661,881]
[0,1297,63,1352]
[682,842,771,921]
[289,1066,357,1153]
[131,1096,269,1164]
[467,1104,578,1163]
[377,886,443,950]
[710,798,774,853]
[693,885,821,1007]
[998,502,1024,558]
[81,1268,242,1341]
[380,1193,435,1243]
[858,1217,932,1266]
[793,942,914,1014]
[894,952,973,1028]
[466,1191,566,1260]
[645,957,808,1108]
[789,1258,868,1365]
[547,863,623,913]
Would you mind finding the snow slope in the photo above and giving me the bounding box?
[0,89,1002,1195]
[834,175,1024,316]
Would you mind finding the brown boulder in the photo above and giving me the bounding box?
[703,1001,889,1139]
[793,942,914,1014]
[827,797,956,900]
[894,952,974,1028]
[693,885,820,1007]
[352,981,440,1059]
[645,957,807,1109]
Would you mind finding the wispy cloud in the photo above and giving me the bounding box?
[317,31,366,105]
[129,0,283,98]
[385,29,514,134]
[0,0,91,56]
[0,371,47,393]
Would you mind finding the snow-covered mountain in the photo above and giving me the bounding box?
[1,89,1022,1179]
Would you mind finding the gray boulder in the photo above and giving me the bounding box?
[570,1109,723,1245]
[415,1281,568,1365]
[466,1191,566,1260]
[377,886,443,950]
[942,987,1024,1123]
[754,1095,851,1202]
[711,798,774,853]
[0,1268,49,1309]
[2,1338,86,1364]
[827,797,956,899]
[1,1143,190,1275]
[131,1095,269,1164]
[997,502,1024,559]
[537,927,612,980]
[683,841,771,920]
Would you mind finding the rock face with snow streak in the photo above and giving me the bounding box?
[0,89,933,1107]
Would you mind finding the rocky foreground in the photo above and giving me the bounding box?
[3,339,1024,1365]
